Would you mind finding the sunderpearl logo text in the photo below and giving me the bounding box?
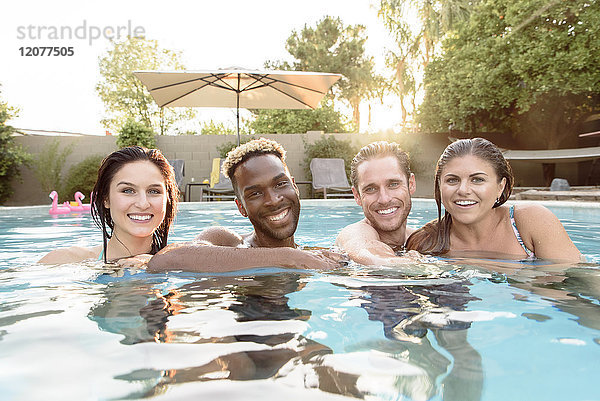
[16,20,146,46]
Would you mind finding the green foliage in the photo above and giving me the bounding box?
[96,37,196,134]
[273,16,382,129]
[0,92,31,204]
[62,155,104,203]
[418,0,600,149]
[174,120,253,137]
[32,139,74,201]
[303,135,358,182]
[216,136,256,158]
[378,0,473,126]
[200,120,237,136]
[249,102,351,134]
[378,0,473,64]
[117,118,156,149]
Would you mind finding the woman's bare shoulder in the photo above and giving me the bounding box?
[512,202,557,224]
[39,245,101,264]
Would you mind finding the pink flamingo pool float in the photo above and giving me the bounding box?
[71,191,91,212]
[48,191,71,215]
[48,191,92,215]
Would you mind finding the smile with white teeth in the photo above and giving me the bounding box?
[376,207,398,215]
[267,209,289,221]
[455,200,477,206]
[129,214,152,221]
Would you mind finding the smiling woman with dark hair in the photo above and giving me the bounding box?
[40,146,179,264]
[406,138,583,262]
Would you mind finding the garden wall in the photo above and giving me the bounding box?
[6,131,579,206]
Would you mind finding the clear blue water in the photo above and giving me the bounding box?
[1,199,599,401]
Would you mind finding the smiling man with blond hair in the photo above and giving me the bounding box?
[336,141,419,266]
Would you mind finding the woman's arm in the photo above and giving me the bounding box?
[39,246,98,264]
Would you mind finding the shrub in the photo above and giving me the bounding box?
[117,118,156,148]
[32,138,74,202]
[62,155,104,203]
[0,101,31,204]
[303,135,358,182]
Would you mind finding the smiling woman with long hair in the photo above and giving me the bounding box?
[406,138,583,262]
[40,146,179,264]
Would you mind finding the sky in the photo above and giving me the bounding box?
[1,0,404,135]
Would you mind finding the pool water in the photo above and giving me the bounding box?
[1,199,599,401]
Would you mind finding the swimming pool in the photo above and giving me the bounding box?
[1,199,599,400]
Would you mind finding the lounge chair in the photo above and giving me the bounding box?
[309,158,354,199]
[202,158,235,201]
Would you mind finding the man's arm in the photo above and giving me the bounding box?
[336,221,398,266]
[147,226,341,273]
[336,221,425,268]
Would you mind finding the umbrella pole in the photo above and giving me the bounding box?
[236,77,240,146]
[236,103,240,146]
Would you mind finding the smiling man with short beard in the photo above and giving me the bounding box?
[336,141,420,267]
[148,138,342,273]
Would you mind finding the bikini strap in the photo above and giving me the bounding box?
[509,205,535,259]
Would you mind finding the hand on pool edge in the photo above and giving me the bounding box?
[115,254,153,269]
[304,249,349,270]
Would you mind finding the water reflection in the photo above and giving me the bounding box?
[504,264,600,331]
[447,258,600,332]
[88,272,364,399]
[84,261,600,400]
[330,272,483,401]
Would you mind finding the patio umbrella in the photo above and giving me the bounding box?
[134,68,342,145]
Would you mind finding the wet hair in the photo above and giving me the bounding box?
[91,146,179,263]
[406,137,513,254]
[222,138,289,197]
[350,141,411,191]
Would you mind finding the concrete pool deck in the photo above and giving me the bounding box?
[511,186,600,202]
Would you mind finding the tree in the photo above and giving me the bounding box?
[199,120,237,136]
[0,90,31,204]
[96,37,196,134]
[281,16,382,130]
[378,0,473,127]
[249,101,351,134]
[418,0,600,147]
[418,0,600,183]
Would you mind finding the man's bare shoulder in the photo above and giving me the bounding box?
[336,219,380,246]
[195,226,245,247]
